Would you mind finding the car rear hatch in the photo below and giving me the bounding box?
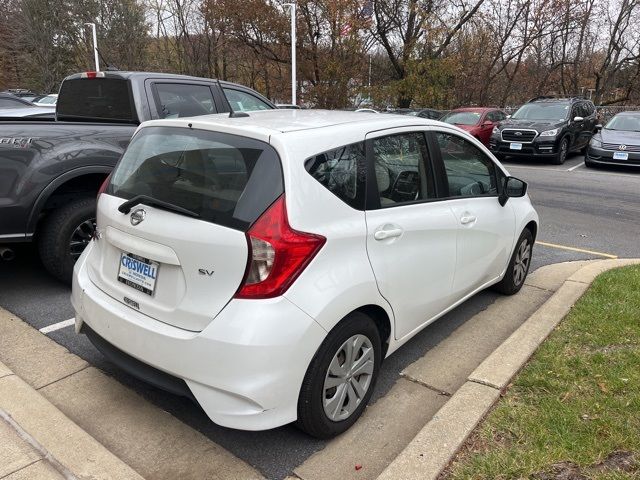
[87,125,283,331]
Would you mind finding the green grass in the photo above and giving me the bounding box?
[447,265,640,479]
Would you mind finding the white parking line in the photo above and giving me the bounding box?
[566,163,583,171]
[39,318,75,334]
[506,165,565,173]
[507,163,639,179]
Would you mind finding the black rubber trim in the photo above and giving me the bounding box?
[82,323,196,401]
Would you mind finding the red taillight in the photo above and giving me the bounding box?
[97,174,111,199]
[235,195,325,299]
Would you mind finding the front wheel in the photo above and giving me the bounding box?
[38,197,96,283]
[297,312,381,438]
[551,138,569,165]
[492,229,533,295]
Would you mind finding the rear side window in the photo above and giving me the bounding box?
[371,132,435,207]
[108,126,283,230]
[57,78,134,121]
[305,142,366,209]
[154,83,216,118]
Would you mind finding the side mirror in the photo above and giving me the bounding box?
[573,116,584,122]
[482,120,492,126]
[499,176,527,206]
[595,124,603,131]
[506,114,511,119]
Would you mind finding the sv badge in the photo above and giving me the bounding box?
[198,269,215,276]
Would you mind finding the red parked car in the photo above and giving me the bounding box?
[440,107,507,147]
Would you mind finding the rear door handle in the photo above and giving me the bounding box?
[460,215,477,225]
[374,227,403,240]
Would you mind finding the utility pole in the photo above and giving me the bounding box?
[284,3,296,105]
[84,23,100,72]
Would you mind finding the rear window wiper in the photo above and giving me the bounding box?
[118,194,200,218]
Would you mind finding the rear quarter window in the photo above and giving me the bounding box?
[304,142,366,210]
[108,126,283,230]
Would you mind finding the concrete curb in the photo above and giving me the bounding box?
[377,259,640,480]
[0,360,144,480]
[0,307,264,480]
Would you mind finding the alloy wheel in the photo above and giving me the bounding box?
[559,139,568,163]
[323,334,374,422]
[513,238,531,286]
[69,218,96,259]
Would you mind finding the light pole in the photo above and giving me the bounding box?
[84,22,100,72]
[283,3,296,105]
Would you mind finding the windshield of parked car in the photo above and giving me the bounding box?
[441,111,481,126]
[511,103,569,121]
[604,114,640,132]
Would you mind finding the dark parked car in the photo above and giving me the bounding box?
[0,93,35,109]
[585,111,640,168]
[490,97,597,164]
[440,107,507,146]
[0,70,275,282]
[2,89,39,98]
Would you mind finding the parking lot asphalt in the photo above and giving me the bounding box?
[0,153,638,479]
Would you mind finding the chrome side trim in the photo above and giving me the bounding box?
[0,233,32,239]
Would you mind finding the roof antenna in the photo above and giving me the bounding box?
[217,79,249,118]
[96,48,118,71]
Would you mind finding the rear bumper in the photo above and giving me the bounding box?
[71,242,328,431]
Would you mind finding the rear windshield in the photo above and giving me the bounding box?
[57,78,135,122]
[107,126,283,230]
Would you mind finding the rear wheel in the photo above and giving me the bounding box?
[297,312,381,438]
[38,197,96,283]
[492,228,533,295]
[551,137,569,165]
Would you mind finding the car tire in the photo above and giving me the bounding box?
[551,137,569,165]
[296,311,382,439]
[38,197,96,284]
[492,228,533,296]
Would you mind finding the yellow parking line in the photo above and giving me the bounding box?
[536,241,618,259]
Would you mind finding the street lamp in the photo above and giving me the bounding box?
[84,22,100,72]
[283,3,296,105]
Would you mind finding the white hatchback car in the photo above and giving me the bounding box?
[72,110,538,438]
